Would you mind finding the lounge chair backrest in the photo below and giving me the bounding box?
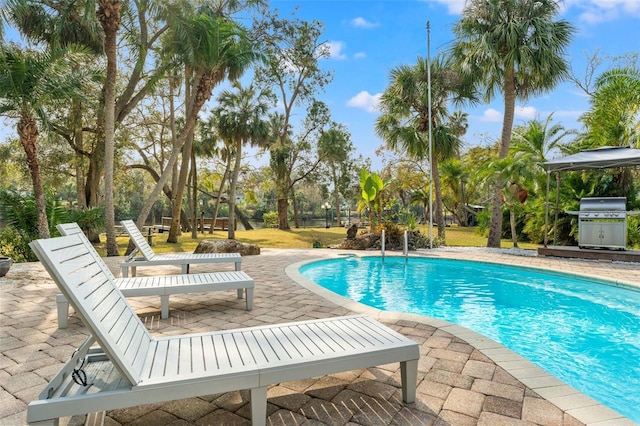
[120,220,156,260]
[56,223,118,282]
[56,222,84,237]
[29,235,152,385]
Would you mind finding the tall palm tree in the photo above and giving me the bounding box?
[0,44,91,239]
[512,113,573,191]
[213,82,271,239]
[317,125,354,226]
[576,66,640,202]
[480,151,536,248]
[581,67,640,149]
[134,14,258,233]
[96,0,121,255]
[375,56,466,239]
[451,0,574,247]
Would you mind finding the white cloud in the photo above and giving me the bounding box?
[347,91,382,113]
[566,0,640,23]
[350,17,379,28]
[354,52,367,59]
[427,0,466,15]
[322,41,347,60]
[480,108,502,122]
[515,105,537,120]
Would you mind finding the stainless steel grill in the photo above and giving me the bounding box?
[578,197,627,249]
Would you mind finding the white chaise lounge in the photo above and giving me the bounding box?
[120,219,242,277]
[54,223,254,328]
[28,234,420,426]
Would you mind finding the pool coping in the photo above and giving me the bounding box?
[285,253,636,426]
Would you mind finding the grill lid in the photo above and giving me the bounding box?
[579,197,627,212]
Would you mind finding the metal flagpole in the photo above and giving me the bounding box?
[427,21,433,249]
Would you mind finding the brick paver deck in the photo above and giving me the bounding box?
[1,247,638,425]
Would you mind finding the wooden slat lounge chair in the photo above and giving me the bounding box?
[54,223,254,328]
[28,234,420,426]
[119,219,242,277]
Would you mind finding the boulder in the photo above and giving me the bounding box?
[194,239,260,256]
[336,232,380,250]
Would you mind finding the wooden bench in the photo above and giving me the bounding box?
[28,234,420,426]
[55,223,254,328]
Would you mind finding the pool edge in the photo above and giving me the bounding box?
[285,256,636,426]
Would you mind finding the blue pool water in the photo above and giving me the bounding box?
[299,256,640,422]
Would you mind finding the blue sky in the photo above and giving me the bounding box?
[1,1,639,172]
[267,0,640,170]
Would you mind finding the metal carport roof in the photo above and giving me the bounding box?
[542,146,640,172]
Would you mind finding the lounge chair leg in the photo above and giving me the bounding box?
[160,295,169,319]
[121,266,129,278]
[250,386,267,426]
[246,288,253,311]
[235,261,242,271]
[56,294,69,329]
[401,359,418,403]
[181,264,190,274]
[237,289,243,299]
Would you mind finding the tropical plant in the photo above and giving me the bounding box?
[480,152,536,247]
[451,0,574,247]
[0,189,103,261]
[213,82,272,239]
[317,124,354,226]
[134,12,258,241]
[359,169,387,232]
[0,43,92,239]
[375,55,470,239]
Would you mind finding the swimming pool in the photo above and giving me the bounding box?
[299,256,640,422]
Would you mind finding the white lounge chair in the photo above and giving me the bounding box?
[54,223,254,328]
[119,219,242,277]
[28,234,420,426]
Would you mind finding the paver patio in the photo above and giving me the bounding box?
[1,246,638,425]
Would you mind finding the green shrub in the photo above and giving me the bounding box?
[0,225,37,262]
[262,211,278,228]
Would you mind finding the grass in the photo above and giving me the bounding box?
[97,224,540,256]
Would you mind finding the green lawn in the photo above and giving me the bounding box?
[98,224,539,256]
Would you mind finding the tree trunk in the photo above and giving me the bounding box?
[85,142,104,209]
[135,70,218,233]
[228,138,242,240]
[212,157,231,234]
[190,150,198,239]
[98,0,122,257]
[168,70,196,243]
[275,165,290,229]
[277,198,289,229]
[291,187,300,228]
[510,208,518,248]
[235,204,252,230]
[332,169,341,226]
[432,155,446,239]
[487,65,516,248]
[18,115,50,239]
[71,98,87,209]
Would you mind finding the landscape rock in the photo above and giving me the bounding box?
[336,232,380,250]
[194,239,260,256]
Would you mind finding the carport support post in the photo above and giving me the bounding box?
[544,171,550,247]
[553,173,561,246]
